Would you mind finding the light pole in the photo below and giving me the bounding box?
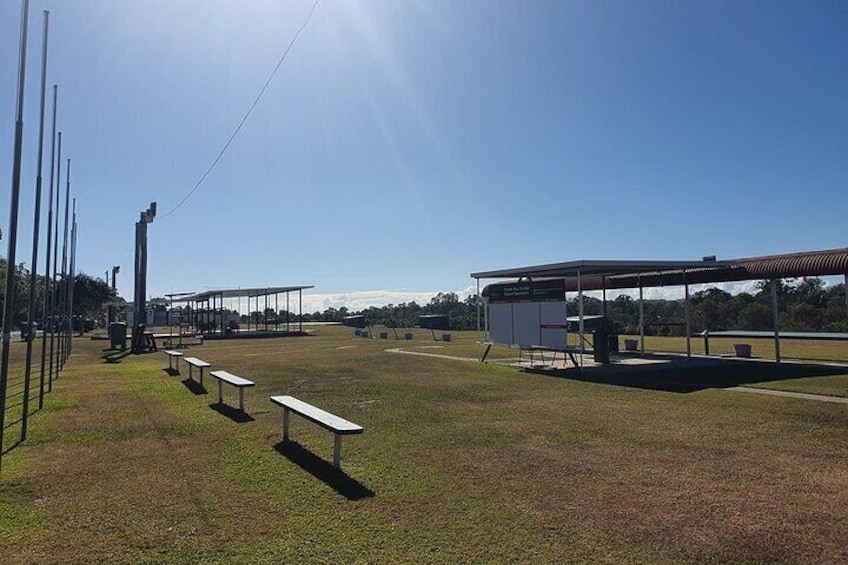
[108,265,119,324]
[132,203,156,353]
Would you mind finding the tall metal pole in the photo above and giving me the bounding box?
[110,265,119,325]
[0,0,30,474]
[49,133,62,387]
[69,202,77,347]
[132,204,155,353]
[59,158,71,368]
[38,85,57,408]
[22,10,50,439]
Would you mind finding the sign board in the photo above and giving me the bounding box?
[487,279,565,303]
[486,290,568,350]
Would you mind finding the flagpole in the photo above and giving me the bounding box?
[22,10,50,440]
[0,0,31,474]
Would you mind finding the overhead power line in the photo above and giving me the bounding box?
[158,0,321,220]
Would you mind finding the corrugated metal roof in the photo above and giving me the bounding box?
[480,247,848,294]
[172,285,314,302]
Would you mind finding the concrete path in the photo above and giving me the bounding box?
[384,348,479,362]
[728,386,848,404]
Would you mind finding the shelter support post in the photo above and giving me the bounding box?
[578,270,584,369]
[299,289,303,333]
[844,274,847,321]
[684,274,691,359]
[771,279,781,365]
[476,278,481,343]
[602,279,607,319]
[638,283,645,353]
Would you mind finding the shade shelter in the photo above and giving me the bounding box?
[171,285,314,339]
[472,259,735,367]
[418,314,450,340]
[472,248,848,366]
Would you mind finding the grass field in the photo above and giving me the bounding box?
[1,327,847,563]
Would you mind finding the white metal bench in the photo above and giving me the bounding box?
[183,357,211,386]
[209,370,255,411]
[269,395,363,468]
[164,350,184,372]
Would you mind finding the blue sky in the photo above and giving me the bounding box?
[2,0,847,307]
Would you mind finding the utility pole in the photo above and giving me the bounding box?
[132,203,156,353]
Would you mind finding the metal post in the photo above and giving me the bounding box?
[49,133,62,386]
[638,283,645,353]
[299,289,303,333]
[602,279,607,319]
[131,220,141,350]
[476,278,481,343]
[333,434,342,468]
[58,158,71,367]
[844,274,847,322]
[69,202,77,345]
[132,203,155,353]
[39,84,57,409]
[283,408,290,440]
[0,0,30,472]
[771,279,781,365]
[684,273,691,359]
[577,269,584,369]
[23,10,50,433]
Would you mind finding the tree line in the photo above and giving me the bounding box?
[293,279,847,335]
[0,258,115,329]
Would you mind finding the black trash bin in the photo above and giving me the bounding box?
[109,322,128,350]
[593,328,610,364]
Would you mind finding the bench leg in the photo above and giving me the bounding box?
[199,368,204,387]
[238,388,245,412]
[168,357,173,370]
[217,380,223,404]
[282,408,290,441]
[333,434,342,468]
[188,365,193,381]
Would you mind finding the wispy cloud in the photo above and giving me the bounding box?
[300,286,476,313]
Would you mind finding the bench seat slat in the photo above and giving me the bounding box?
[164,350,184,357]
[183,357,211,368]
[270,395,363,435]
[209,370,255,387]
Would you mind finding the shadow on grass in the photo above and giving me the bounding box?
[101,349,132,364]
[273,440,374,500]
[1,438,23,456]
[526,358,848,394]
[181,378,207,395]
[209,403,254,423]
[162,367,180,377]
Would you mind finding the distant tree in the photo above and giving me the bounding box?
[72,273,116,319]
